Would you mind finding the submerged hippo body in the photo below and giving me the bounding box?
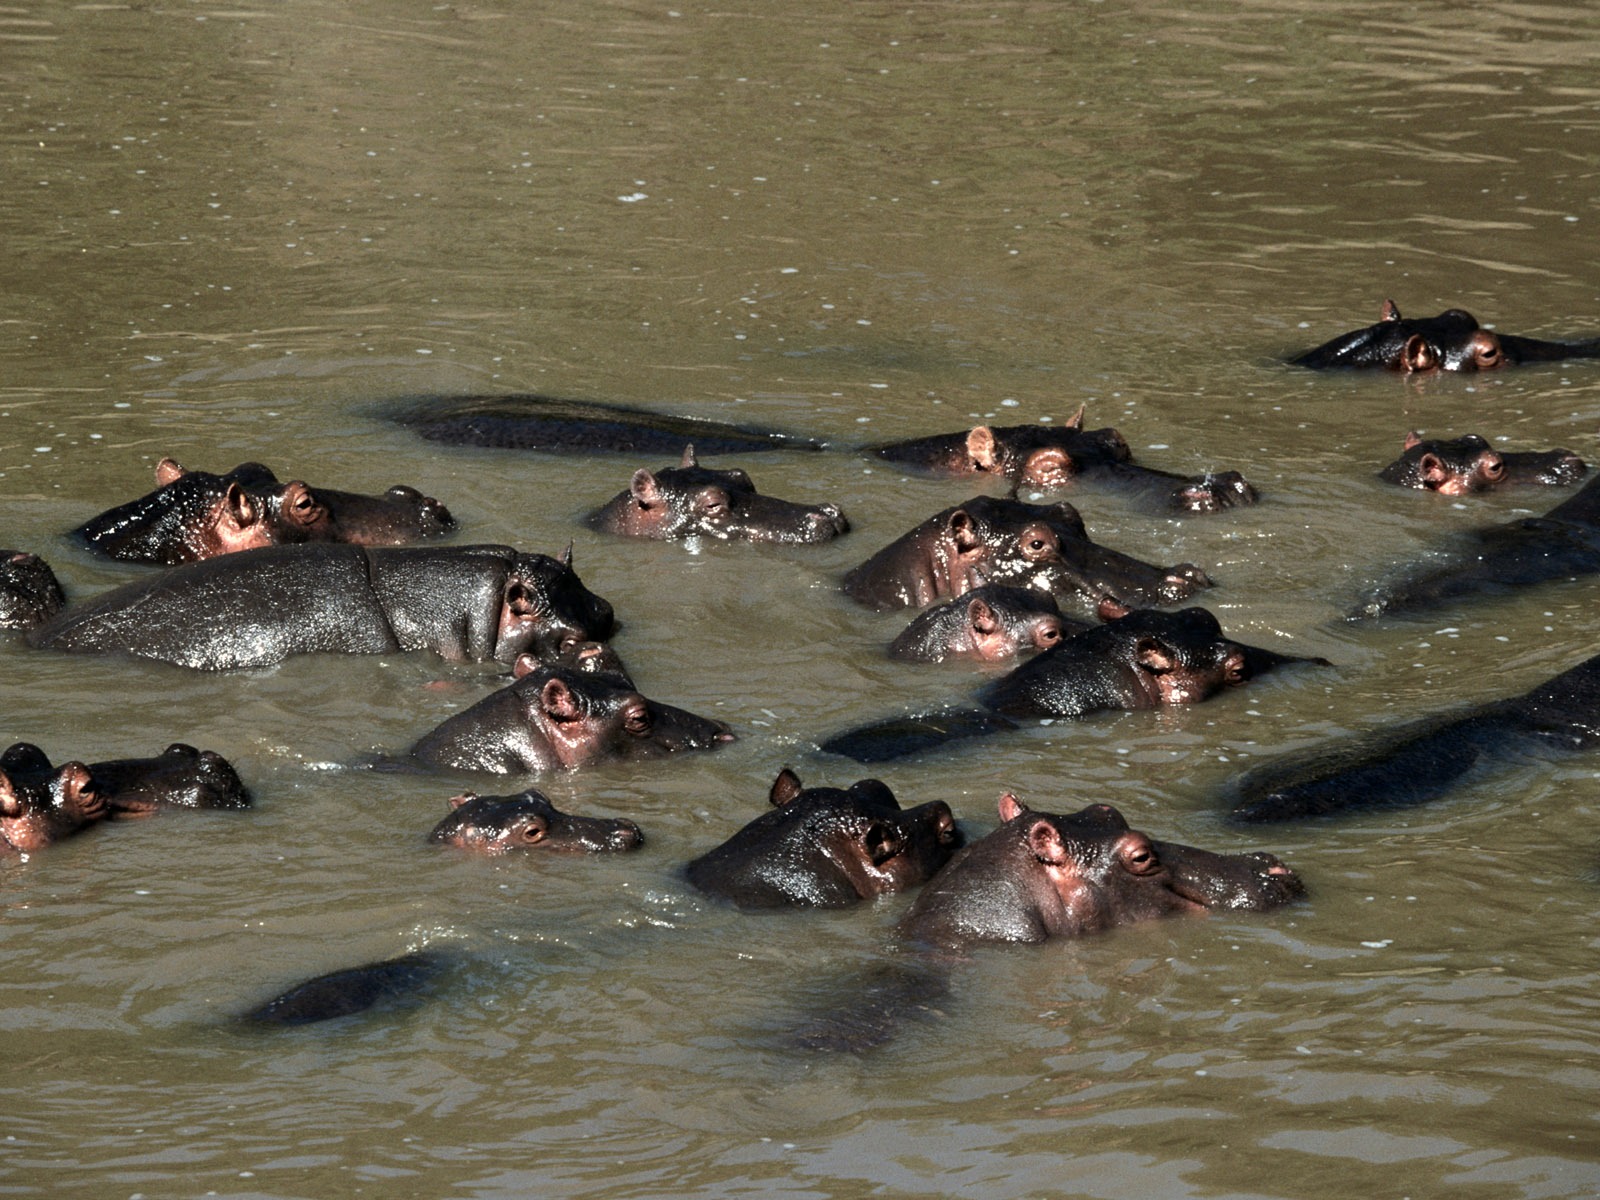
[74,459,455,565]
[822,606,1324,763]
[841,495,1211,613]
[870,412,1257,515]
[888,584,1086,664]
[1228,651,1600,823]
[387,393,827,456]
[242,950,453,1027]
[27,543,614,671]
[0,756,107,855]
[407,659,733,774]
[1379,433,1586,494]
[586,446,848,543]
[428,790,643,853]
[899,795,1305,949]
[1293,300,1600,372]
[1353,473,1600,619]
[0,550,65,630]
[1,742,250,815]
[685,768,960,908]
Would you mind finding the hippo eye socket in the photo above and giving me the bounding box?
[1482,456,1506,480]
[622,703,652,736]
[518,823,547,845]
[1037,623,1063,646]
[1120,840,1162,876]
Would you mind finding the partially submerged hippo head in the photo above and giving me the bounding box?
[586,445,848,543]
[493,545,618,663]
[428,789,643,853]
[686,768,961,908]
[0,550,65,631]
[897,794,1304,949]
[0,756,107,854]
[888,583,1081,664]
[0,741,249,816]
[1380,432,1586,494]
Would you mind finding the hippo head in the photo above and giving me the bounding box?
[0,551,65,631]
[428,789,643,854]
[0,758,107,854]
[494,546,617,663]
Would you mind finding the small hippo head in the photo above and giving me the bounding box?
[89,743,252,814]
[494,546,618,663]
[1380,432,1587,494]
[0,757,107,854]
[0,551,65,631]
[685,768,961,908]
[888,583,1075,664]
[428,790,643,854]
[271,480,457,546]
[587,445,849,544]
[1295,300,1506,373]
[519,665,735,768]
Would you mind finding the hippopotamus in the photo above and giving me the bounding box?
[685,768,960,908]
[840,495,1211,613]
[72,459,456,565]
[888,584,1089,664]
[585,445,848,543]
[821,605,1325,763]
[0,550,64,629]
[1228,649,1600,823]
[869,409,1258,514]
[242,950,454,1026]
[1292,300,1600,372]
[428,790,643,853]
[0,756,107,855]
[1352,472,1600,619]
[26,543,614,670]
[1379,433,1587,494]
[0,742,250,815]
[898,794,1303,949]
[406,658,733,773]
[387,393,827,456]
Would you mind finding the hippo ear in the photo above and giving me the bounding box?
[631,469,662,508]
[511,653,540,679]
[223,482,260,529]
[155,457,188,486]
[1096,596,1132,622]
[997,792,1028,822]
[1135,637,1178,673]
[538,678,583,722]
[965,427,1000,471]
[1400,334,1437,373]
[863,820,904,866]
[503,582,540,619]
[1381,299,1402,322]
[680,444,698,469]
[947,510,982,555]
[447,792,479,810]
[560,541,574,567]
[1026,817,1067,866]
[1402,430,1423,451]
[769,767,804,807]
[967,597,999,636]
[1063,403,1086,430]
[1417,453,1450,488]
[279,482,329,531]
[0,771,20,818]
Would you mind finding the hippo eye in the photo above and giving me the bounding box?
[1036,623,1063,647]
[696,489,730,518]
[1481,456,1506,481]
[623,703,652,736]
[1474,340,1502,368]
[1120,840,1162,876]
[518,823,547,845]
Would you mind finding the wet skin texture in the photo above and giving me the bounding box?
[887,584,1088,664]
[73,458,456,565]
[685,768,961,908]
[241,950,453,1027]
[407,658,734,774]
[821,606,1325,763]
[1227,651,1600,823]
[1292,299,1600,372]
[869,409,1258,515]
[428,789,643,853]
[0,550,65,630]
[26,543,614,671]
[387,393,827,456]
[0,742,250,816]
[1379,433,1586,495]
[585,445,848,543]
[900,794,1305,950]
[840,494,1211,614]
[0,756,107,855]
[1351,472,1600,619]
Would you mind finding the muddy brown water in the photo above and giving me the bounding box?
[4,2,1600,1197]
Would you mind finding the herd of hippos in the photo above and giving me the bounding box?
[7,300,1600,1039]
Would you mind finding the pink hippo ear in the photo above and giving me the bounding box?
[967,597,999,637]
[1417,453,1450,489]
[448,792,479,810]
[1381,299,1402,322]
[538,677,583,722]
[279,481,329,531]
[155,457,189,486]
[511,653,540,679]
[947,510,982,555]
[222,482,260,531]
[769,767,805,807]
[1026,817,1067,866]
[503,581,539,620]
[1402,431,1423,451]
[1063,403,1086,430]
[965,426,1000,472]
[1134,637,1179,673]
[679,443,698,469]
[0,770,21,819]
[630,469,663,508]
[997,792,1028,822]
[1401,334,1437,373]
